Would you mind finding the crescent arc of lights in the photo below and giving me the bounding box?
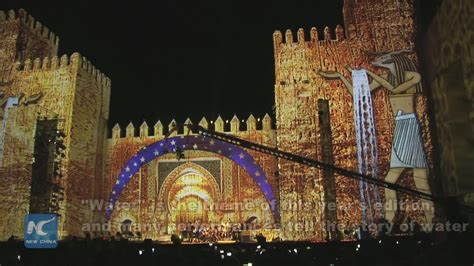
[105,135,279,223]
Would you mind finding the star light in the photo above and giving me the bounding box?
[210,140,215,145]
[125,166,130,172]
[140,157,145,162]
[239,153,245,159]
[133,162,138,167]
[154,150,159,156]
[193,144,198,149]
[171,140,176,145]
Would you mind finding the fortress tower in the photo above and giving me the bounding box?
[0,10,110,238]
[274,0,434,240]
[343,0,417,51]
[0,9,58,81]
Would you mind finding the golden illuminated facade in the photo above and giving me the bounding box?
[0,10,110,238]
[104,118,278,240]
[273,0,436,240]
[0,0,444,241]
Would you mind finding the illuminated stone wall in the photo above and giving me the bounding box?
[274,0,435,240]
[0,105,38,238]
[103,117,277,239]
[0,9,58,80]
[63,54,111,236]
[0,9,110,239]
[0,54,110,238]
[0,0,443,241]
[423,0,474,201]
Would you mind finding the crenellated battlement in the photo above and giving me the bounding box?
[109,114,275,139]
[0,9,59,51]
[273,25,346,50]
[77,54,111,89]
[272,25,365,86]
[12,53,111,89]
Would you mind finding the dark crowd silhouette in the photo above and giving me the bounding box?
[0,230,472,266]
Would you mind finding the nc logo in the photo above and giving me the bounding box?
[24,214,58,248]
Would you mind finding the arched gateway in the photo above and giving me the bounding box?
[105,135,279,223]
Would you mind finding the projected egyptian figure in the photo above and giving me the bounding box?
[319,49,434,224]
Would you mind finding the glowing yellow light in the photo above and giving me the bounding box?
[176,173,205,185]
[174,187,211,201]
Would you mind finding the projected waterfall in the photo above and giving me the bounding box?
[352,69,380,224]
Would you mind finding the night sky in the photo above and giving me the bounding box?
[2,0,440,129]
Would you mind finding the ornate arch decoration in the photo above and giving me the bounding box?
[106,135,279,223]
[157,162,221,212]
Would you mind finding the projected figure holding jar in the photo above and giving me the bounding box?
[319,49,434,224]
